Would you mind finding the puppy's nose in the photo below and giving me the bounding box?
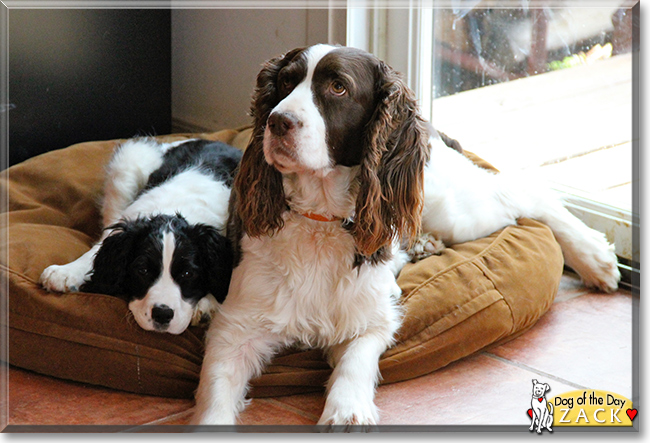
[267,112,301,137]
[151,304,174,325]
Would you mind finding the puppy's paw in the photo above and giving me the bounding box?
[191,294,220,327]
[407,233,445,262]
[39,264,88,293]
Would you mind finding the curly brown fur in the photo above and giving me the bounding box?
[350,61,430,257]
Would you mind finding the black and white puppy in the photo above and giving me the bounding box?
[40,138,241,335]
[192,45,620,426]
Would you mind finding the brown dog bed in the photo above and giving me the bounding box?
[0,128,563,398]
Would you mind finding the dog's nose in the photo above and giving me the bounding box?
[267,112,301,137]
[151,304,174,325]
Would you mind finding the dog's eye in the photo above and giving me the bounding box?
[136,266,149,276]
[279,77,294,93]
[329,81,347,96]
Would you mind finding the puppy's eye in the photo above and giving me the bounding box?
[132,258,149,276]
[179,269,196,280]
[330,81,347,96]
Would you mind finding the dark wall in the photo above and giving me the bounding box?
[9,9,172,166]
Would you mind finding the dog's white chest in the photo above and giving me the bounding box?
[232,214,400,347]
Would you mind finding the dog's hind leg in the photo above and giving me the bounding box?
[100,139,168,227]
[495,173,621,292]
[477,170,620,292]
[422,143,620,292]
[495,171,620,292]
[546,403,554,432]
[534,201,620,293]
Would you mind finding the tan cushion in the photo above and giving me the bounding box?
[0,129,563,398]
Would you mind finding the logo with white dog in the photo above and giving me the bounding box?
[528,379,554,433]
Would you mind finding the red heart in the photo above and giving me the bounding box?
[626,409,637,421]
[538,398,543,402]
[527,409,533,418]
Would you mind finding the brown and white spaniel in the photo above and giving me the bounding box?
[192,44,619,428]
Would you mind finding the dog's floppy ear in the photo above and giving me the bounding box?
[189,224,234,304]
[229,47,307,245]
[532,379,538,385]
[350,61,430,257]
[80,222,137,297]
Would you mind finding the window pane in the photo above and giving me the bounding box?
[426,5,635,263]
[430,7,632,98]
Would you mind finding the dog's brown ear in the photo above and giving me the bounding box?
[350,61,430,257]
[229,48,306,244]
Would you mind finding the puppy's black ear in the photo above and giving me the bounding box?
[189,224,234,304]
[80,223,136,297]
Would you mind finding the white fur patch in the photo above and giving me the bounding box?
[122,167,231,229]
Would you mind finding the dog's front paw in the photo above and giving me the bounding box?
[189,409,235,426]
[407,233,445,262]
[317,395,379,430]
[39,264,88,293]
[191,294,220,327]
[190,399,243,426]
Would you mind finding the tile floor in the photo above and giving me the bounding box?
[4,272,636,432]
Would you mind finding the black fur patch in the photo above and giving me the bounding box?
[144,140,243,192]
